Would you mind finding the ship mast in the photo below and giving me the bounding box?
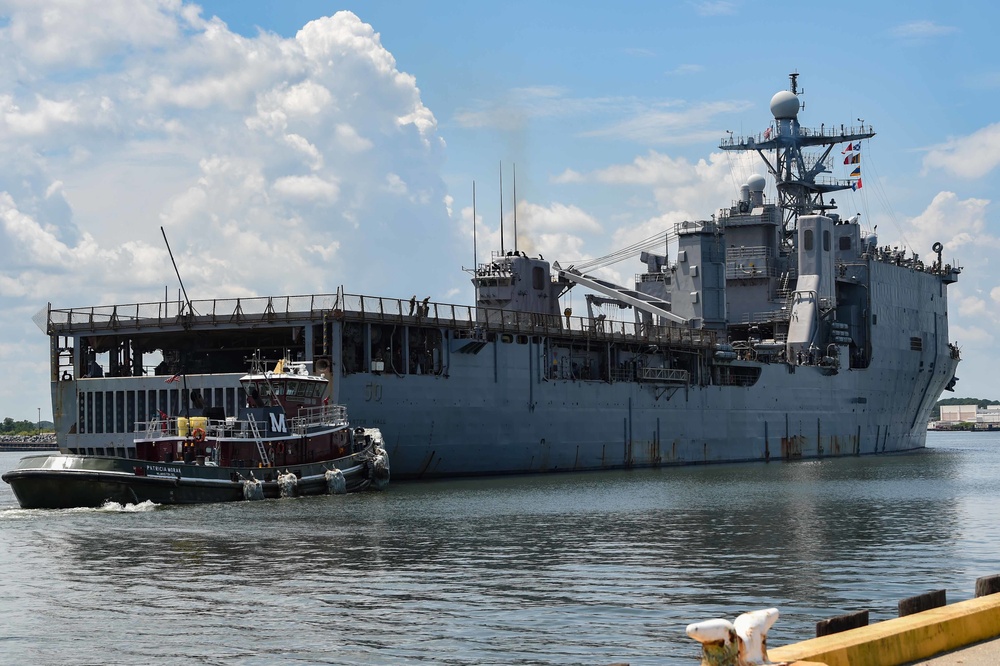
[719,73,875,241]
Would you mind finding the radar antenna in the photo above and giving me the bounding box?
[719,73,874,241]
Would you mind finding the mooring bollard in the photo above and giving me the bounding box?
[975,574,1000,597]
[815,609,869,637]
[686,608,779,666]
[898,589,946,617]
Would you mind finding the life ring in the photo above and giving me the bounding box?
[192,427,206,443]
[276,441,285,455]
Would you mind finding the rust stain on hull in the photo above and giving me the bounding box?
[646,439,661,464]
[781,435,804,459]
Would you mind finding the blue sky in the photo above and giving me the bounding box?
[1,0,998,420]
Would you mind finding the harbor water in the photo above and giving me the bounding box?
[1,431,998,665]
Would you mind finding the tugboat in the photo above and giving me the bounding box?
[3,357,389,509]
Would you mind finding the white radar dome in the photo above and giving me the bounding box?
[770,90,799,119]
[747,174,766,192]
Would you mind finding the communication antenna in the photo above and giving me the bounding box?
[499,160,505,255]
[512,163,518,254]
[472,181,478,275]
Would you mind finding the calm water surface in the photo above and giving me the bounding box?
[1,431,998,665]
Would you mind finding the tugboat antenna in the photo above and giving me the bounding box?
[161,226,195,316]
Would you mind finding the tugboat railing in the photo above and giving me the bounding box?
[136,405,352,442]
[289,404,349,434]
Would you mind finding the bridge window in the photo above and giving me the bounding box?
[804,229,814,252]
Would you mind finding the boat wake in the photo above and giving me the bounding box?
[95,500,159,513]
[0,499,160,517]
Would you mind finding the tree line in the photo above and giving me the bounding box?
[0,418,51,435]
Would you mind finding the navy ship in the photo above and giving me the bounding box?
[35,74,961,479]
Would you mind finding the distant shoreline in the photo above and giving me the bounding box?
[0,434,58,452]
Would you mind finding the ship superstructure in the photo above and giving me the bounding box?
[39,75,961,478]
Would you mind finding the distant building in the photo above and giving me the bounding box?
[940,405,979,423]
[936,404,1000,430]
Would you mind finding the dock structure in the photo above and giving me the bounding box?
[770,588,1000,666]
[676,575,1000,666]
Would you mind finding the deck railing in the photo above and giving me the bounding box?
[48,291,718,348]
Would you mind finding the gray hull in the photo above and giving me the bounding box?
[340,352,952,479]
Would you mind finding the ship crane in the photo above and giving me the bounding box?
[553,265,688,326]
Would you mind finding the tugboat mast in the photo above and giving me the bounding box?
[719,73,875,240]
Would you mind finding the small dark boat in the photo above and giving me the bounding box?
[3,359,389,509]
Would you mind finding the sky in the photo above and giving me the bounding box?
[1,0,998,421]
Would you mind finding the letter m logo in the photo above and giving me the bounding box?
[269,413,287,433]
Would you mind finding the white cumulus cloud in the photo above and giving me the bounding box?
[0,2,452,420]
[922,123,1000,179]
[273,174,340,203]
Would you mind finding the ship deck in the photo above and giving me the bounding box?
[44,291,718,348]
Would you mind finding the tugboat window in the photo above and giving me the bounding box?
[804,229,814,252]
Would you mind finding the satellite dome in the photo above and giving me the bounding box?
[747,174,766,192]
[770,90,799,119]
